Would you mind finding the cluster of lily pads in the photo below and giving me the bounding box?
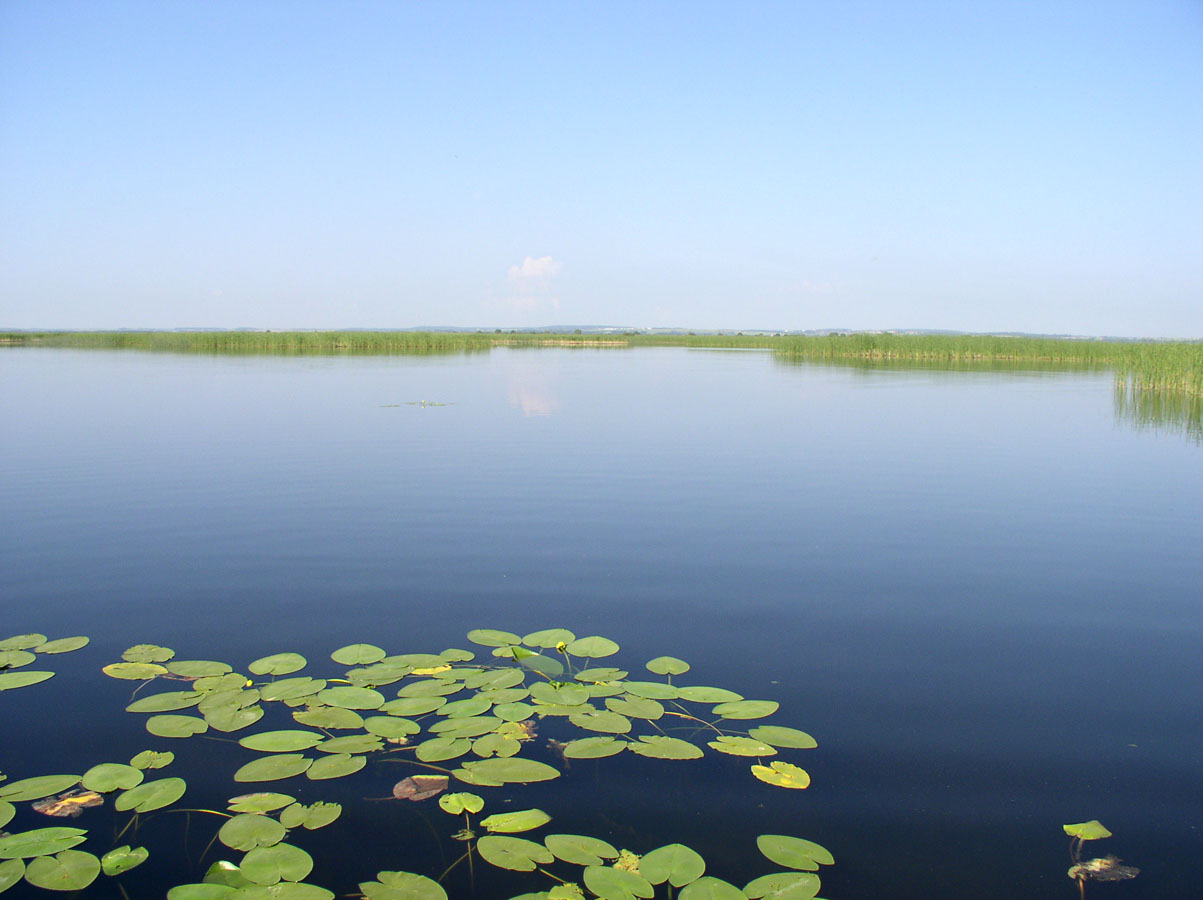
[1,628,832,898]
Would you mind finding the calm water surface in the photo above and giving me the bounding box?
[3,347,1200,899]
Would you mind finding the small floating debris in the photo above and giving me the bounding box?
[32,788,103,817]
[1068,855,1140,883]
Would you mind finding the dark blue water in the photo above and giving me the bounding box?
[2,347,1200,899]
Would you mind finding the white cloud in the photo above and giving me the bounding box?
[508,255,562,282]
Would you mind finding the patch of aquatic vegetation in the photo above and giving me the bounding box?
[1,629,834,899]
[1064,821,1138,898]
[1113,378,1203,443]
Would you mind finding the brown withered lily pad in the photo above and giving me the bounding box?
[32,788,104,817]
[393,775,448,801]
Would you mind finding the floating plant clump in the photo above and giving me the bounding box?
[0,629,833,898]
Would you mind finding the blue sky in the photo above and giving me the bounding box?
[2,1,1200,336]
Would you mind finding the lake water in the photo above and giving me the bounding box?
[2,346,1200,899]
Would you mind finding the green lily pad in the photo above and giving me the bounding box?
[0,671,54,691]
[219,814,287,851]
[23,849,101,890]
[292,706,364,730]
[317,686,384,710]
[472,732,521,758]
[0,859,23,891]
[1063,820,1112,840]
[530,682,590,706]
[0,775,81,802]
[0,634,47,651]
[678,876,745,900]
[437,792,484,815]
[544,834,619,866]
[103,662,167,681]
[416,737,472,762]
[228,793,296,813]
[456,758,559,784]
[565,636,619,659]
[115,776,187,812]
[233,755,313,783]
[569,710,632,734]
[146,714,209,738]
[194,673,250,693]
[743,872,821,900]
[712,700,779,720]
[305,753,365,780]
[315,734,383,755]
[429,715,504,738]
[561,737,627,759]
[168,885,236,900]
[248,653,307,676]
[583,865,654,900]
[751,762,811,790]
[167,660,232,678]
[126,691,205,713]
[641,844,706,887]
[493,702,536,722]
[331,644,386,665]
[130,750,174,769]
[239,842,313,885]
[100,845,149,876]
[747,726,817,749]
[517,653,566,678]
[438,696,492,718]
[364,716,420,738]
[481,808,551,833]
[466,629,521,647]
[0,802,13,829]
[34,637,90,654]
[477,836,554,871]
[397,680,461,699]
[755,835,833,869]
[628,736,704,760]
[240,731,324,753]
[122,644,174,663]
[232,882,335,899]
[707,736,777,757]
[259,678,325,702]
[521,629,576,648]
[645,657,690,676]
[347,665,411,687]
[279,802,341,830]
[618,681,679,700]
[464,669,525,690]
[676,686,743,704]
[0,650,36,669]
[82,764,144,793]
[574,668,628,683]
[0,827,86,859]
[386,653,445,668]
[360,871,447,900]
[379,696,445,716]
[606,697,664,720]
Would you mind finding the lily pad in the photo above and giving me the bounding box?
[605,697,664,720]
[438,792,484,815]
[23,849,101,890]
[456,758,559,784]
[82,764,144,793]
[379,697,446,716]
[360,871,447,900]
[560,737,627,759]
[0,802,13,828]
[0,827,87,859]
[569,710,631,734]
[240,731,324,753]
[618,681,679,700]
[476,836,554,871]
[645,656,690,676]
[167,660,233,678]
[34,637,90,654]
[0,634,47,651]
[678,876,745,900]
[438,696,493,718]
[279,802,341,830]
[472,733,521,759]
[464,669,525,690]
[747,726,817,749]
[565,636,620,659]
[707,736,776,757]
[130,750,174,769]
[641,844,706,887]
[396,680,461,699]
[239,842,313,885]
[493,702,536,722]
[416,737,472,762]
[751,762,811,790]
[228,793,296,813]
[1064,820,1112,840]
[544,834,619,866]
[168,885,236,899]
[743,872,821,900]
[0,859,22,891]
[0,775,81,803]
[316,686,385,710]
[429,715,504,738]
[101,845,149,876]
[122,644,174,663]
[574,668,629,683]
[364,716,420,739]
[0,650,36,669]
[315,734,383,755]
[292,707,364,730]
[147,714,209,738]
[628,736,704,760]
[582,865,654,900]
[259,678,325,703]
[0,671,55,691]
[466,629,521,648]
[712,700,779,720]
[530,682,590,706]
[305,753,365,780]
[220,814,287,851]
[233,755,313,783]
[755,835,833,870]
[115,777,187,812]
[481,808,551,833]
[521,628,576,648]
[127,691,205,713]
[248,653,307,676]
